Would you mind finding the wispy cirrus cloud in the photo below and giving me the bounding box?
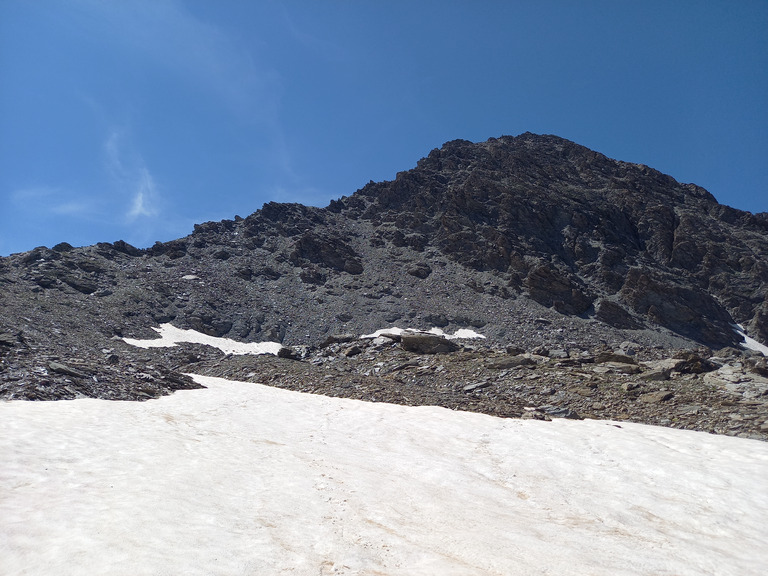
[72,0,303,192]
[103,129,161,222]
[8,129,162,232]
[70,0,282,125]
[10,186,98,219]
[127,168,159,220]
[10,186,61,205]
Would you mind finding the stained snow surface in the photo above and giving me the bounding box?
[123,323,284,356]
[2,375,767,576]
[123,324,486,359]
[733,324,768,356]
[361,326,486,340]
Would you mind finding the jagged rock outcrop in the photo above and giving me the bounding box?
[331,134,767,348]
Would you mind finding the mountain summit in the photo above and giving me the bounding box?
[1,133,766,407]
[328,133,768,347]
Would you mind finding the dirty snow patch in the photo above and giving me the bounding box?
[361,326,485,340]
[733,324,768,356]
[428,327,485,339]
[1,374,766,575]
[123,323,282,356]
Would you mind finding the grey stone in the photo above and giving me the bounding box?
[538,405,582,420]
[595,352,637,365]
[486,355,536,369]
[521,411,551,421]
[407,263,432,279]
[48,362,88,379]
[604,362,641,374]
[0,333,17,347]
[321,334,357,347]
[277,346,301,360]
[637,390,674,403]
[463,382,492,392]
[401,333,461,354]
[639,368,671,381]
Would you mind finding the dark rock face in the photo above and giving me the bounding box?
[1,132,766,404]
[524,265,593,315]
[289,231,364,275]
[595,300,642,329]
[336,134,767,348]
[400,333,461,354]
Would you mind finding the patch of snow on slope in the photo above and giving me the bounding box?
[360,326,408,339]
[1,374,767,575]
[362,326,486,340]
[733,324,768,356]
[435,327,485,339]
[123,323,282,355]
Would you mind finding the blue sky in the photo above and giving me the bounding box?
[1,1,766,256]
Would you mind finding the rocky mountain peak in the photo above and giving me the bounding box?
[321,134,766,348]
[1,133,766,415]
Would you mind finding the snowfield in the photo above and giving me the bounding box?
[125,323,768,359]
[2,374,767,575]
[361,326,486,340]
[733,324,768,356]
[123,323,284,355]
[123,324,487,358]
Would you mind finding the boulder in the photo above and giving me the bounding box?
[639,369,671,382]
[289,231,364,275]
[595,300,642,329]
[524,265,594,315]
[637,390,674,403]
[595,352,637,365]
[277,346,301,360]
[407,263,432,279]
[0,333,17,347]
[486,355,536,369]
[48,361,88,379]
[401,333,461,354]
[321,334,357,347]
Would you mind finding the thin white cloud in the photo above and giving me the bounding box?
[10,187,97,219]
[277,4,348,63]
[75,0,297,220]
[69,0,306,207]
[102,129,161,222]
[50,201,94,216]
[103,130,124,176]
[10,186,59,204]
[70,0,282,125]
[10,0,309,249]
[127,168,159,220]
